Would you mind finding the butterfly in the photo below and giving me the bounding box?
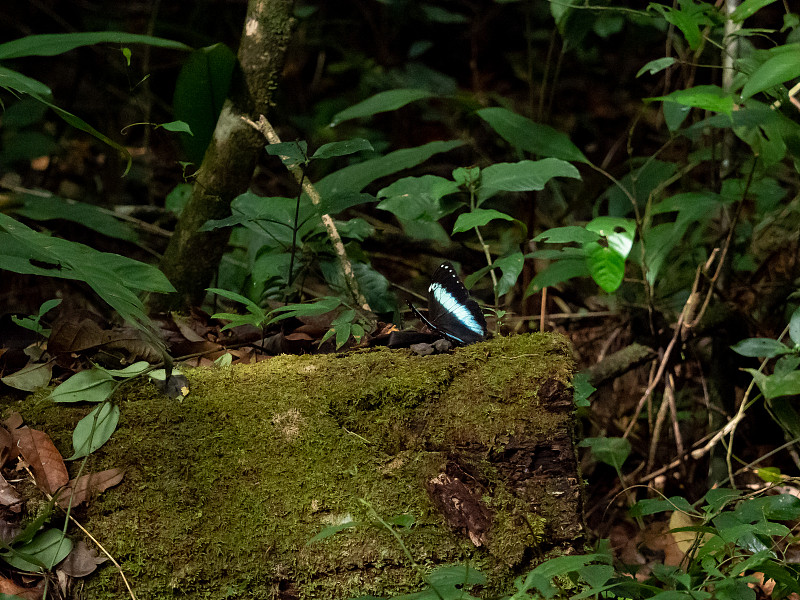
[409,262,487,345]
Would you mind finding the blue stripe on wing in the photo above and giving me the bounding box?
[429,283,485,336]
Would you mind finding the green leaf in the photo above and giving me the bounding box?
[526,256,590,294]
[586,217,635,259]
[579,437,630,470]
[493,252,524,297]
[306,521,360,545]
[649,2,708,50]
[311,138,374,160]
[0,214,174,350]
[0,528,72,572]
[13,193,139,242]
[330,89,435,126]
[745,369,800,400]
[703,488,743,513]
[0,361,53,392]
[269,297,342,322]
[731,338,791,357]
[266,140,309,168]
[0,32,190,60]
[316,140,464,199]
[741,45,800,100]
[377,175,461,221]
[173,43,236,164]
[49,369,115,403]
[478,159,581,203]
[648,85,734,117]
[159,120,193,135]
[572,371,596,407]
[452,209,515,233]
[731,0,779,23]
[585,242,625,293]
[630,496,696,517]
[477,107,589,163]
[534,226,600,245]
[69,402,120,459]
[636,57,677,78]
[789,306,800,345]
[0,66,52,97]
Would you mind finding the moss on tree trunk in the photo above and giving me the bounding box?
[19,333,583,599]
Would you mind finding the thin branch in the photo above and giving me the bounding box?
[242,114,372,313]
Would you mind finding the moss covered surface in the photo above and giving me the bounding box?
[16,332,579,599]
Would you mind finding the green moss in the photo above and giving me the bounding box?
[13,332,578,599]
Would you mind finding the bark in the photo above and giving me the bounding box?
[151,0,296,311]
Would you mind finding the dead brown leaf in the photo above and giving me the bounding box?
[58,540,107,577]
[0,473,22,507]
[55,468,124,508]
[11,426,68,495]
[0,574,43,600]
[0,425,13,466]
[4,412,23,431]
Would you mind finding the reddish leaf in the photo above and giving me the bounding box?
[4,412,23,431]
[0,473,22,507]
[0,574,43,600]
[11,427,69,495]
[58,540,107,577]
[56,468,124,508]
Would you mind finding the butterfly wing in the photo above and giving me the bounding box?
[426,262,487,345]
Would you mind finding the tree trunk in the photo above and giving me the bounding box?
[151,0,295,311]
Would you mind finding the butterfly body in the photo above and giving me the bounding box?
[410,262,487,345]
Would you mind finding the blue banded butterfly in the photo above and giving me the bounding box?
[409,262,487,345]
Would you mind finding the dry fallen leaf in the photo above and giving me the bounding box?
[56,468,124,508]
[58,540,107,577]
[11,426,69,495]
[0,473,22,507]
[0,574,43,600]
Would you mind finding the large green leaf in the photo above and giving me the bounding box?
[0,214,173,343]
[477,107,589,164]
[478,159,581,203]
[0,66,52,96]
[648,85,734,117]
[731,0,779,23]
[0,31,190,60]
[377,175,460,221]
[13,193,138,242]
[330,88,436,126]
[579,437,631,470]
[173,43,236,164]
[585,241,625,293]
[315,140,464,199]
[741,44,800,100]
[452,208,516,233]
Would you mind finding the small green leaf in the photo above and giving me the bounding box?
[526,256,590,294]
[159,120,193,135]
[452,208,515,233]
[311,138,374,160]
[49,369,115,403]
[789,306,800,345]
[492,252,524,297]
[579,437,631,470]
[330,89,435,126]
[534,226,600,245]
[731,338,791,358]
[69,402,120,459]
[572,371,596,407]
[630,496,696,517]
[266,141,309,168]
[636,57,677,78]
[306,521,360,545]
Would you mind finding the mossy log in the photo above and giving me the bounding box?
[20,333,583,599]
